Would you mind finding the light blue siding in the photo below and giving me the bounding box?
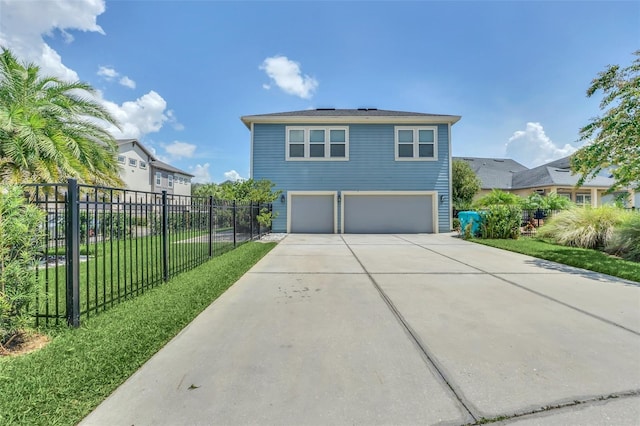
[253,123,451,232]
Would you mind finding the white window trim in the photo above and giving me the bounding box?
[168,175,174,188]
[285,126,349,161]
[155,172,162,186]
[139,161,147,170]
[117,155,126,164]
[129,158,138,167]
[394,126,438,161]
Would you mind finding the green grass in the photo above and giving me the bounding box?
[36,230,236,324]
[473,237,640,283]
[0,242,275,426]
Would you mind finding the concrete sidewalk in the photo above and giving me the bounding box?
[81,233,640,426]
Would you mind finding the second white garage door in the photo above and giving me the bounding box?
[341,191,437,234]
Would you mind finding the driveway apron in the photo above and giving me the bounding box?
[81,234,640,426]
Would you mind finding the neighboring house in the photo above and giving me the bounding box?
[242,108,461,233]
[455,156,636,207]
[116,139,193,197]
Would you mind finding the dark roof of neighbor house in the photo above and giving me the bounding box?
[117,139,193,177]
[454,157,529,190]
[456,156,615,190]
[151,160,194,177]
[241,108,461,128]
[512,160,613,189]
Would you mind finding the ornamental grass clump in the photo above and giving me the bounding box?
[606,213,640,262]
[0,186,45,347]
[537,205,631,250]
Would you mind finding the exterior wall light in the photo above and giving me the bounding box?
[280,194,286,203]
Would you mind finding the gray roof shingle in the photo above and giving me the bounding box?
[454,157,528,189]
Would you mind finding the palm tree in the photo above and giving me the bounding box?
[0,48,123,185]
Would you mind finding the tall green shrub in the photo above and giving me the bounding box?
[479,205,522,239]
[537,205,631,249]
[606,213,640,261]
[0,186,45,344]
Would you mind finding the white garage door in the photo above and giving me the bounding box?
[342,191,436,234]
[288,191,337,233]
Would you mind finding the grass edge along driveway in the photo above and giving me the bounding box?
[0,242,275,426]
[473,237,640,283]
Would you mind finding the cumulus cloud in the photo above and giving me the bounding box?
[191,163,211,184]
[164,141,196,159]
[224,170,244,182]
[260,55,318,99]
[506,122,576,168]
[101,91,169,139]
[119,76,136,89]
[0,0,105,81]
[97,66,118,79]
[0,0,175,140]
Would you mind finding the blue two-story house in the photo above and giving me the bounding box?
[241,108,461,234]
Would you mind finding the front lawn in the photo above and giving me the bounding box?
[0,241,275,426]
[473,237,640,283]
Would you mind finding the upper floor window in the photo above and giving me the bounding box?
[286,126,349,161]
[168,175,174,188]
[155,172,162,186]
[139,161,147,170]
[129,158,138,167]
[117,155,126,164]
[395,126,437,161]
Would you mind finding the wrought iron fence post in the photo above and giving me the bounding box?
[257,203,261,237]
[208,195,213,258]
[233,200,237,248]
[250,201,254,240]
[65,179,80,327]
[162,190,169,282]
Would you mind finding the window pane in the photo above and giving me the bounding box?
[289,144,304,157]
[330,144,345,157]
[398,130,413,143]
[289,129,304,143]
[310,144,325,157]
[117,156,125,164]
[419,144,434,158]
[330,129,345,143]
[419,129,434,143]
[398,144,413,157]
[310,129,325,143]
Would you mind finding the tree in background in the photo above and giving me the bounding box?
[452,159,481,210]
[571,50,640,191]
[0,48,122,185]
[473,189,522,208]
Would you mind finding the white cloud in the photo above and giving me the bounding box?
[506,122,576,168]
[164,141,196,159]
[166,110,184,131]
[191,163,211,184]
[260,55,318,99]
[0,0,106,81]
[223,170,244,182]
[119,76,136,89]
[101,91,169,139]
[0,0,174,141]
[97,66,118,79]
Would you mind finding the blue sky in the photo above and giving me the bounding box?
[0,0,638,183]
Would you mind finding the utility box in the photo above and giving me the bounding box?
[458,211,482,237]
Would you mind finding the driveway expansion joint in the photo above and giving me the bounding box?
[341,235,481,423]
[397,236,640,337]
[463,389,640,425]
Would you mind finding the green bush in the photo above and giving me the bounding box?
[452,218,461,232]
[0,186,45,345]
[606,213,640,262]
[479,204,522,239]
[537,205,631,249]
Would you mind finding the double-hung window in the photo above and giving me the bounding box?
[395,126,437,160]
[168,175,174,188]
[286,126,349,160]
[155,172,162,186]
[129,158,138,167]
[117,155,126,164]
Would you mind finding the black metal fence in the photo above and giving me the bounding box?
[24,179,271,327]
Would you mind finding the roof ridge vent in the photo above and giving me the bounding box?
[367,108,378,110]
[357,108,367,111]
[316,108,336,111]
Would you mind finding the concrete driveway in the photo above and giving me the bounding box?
[81,234,640,426]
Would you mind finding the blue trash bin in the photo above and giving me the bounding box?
[458,211,482,237]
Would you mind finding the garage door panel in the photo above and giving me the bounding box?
[290,194,335,233]
[343,194,433,234]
